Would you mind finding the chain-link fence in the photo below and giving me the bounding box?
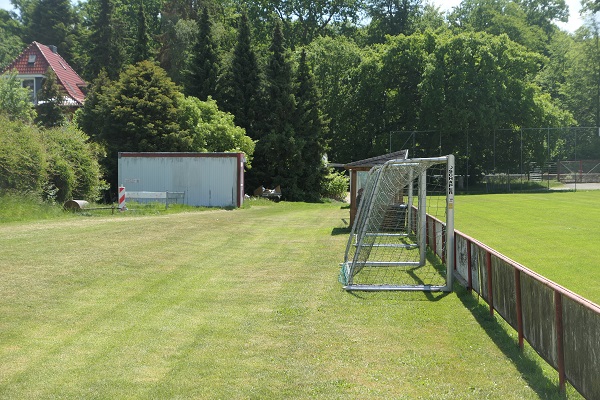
[388,127,600,192]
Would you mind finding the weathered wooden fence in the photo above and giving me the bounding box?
[426,214,600,399]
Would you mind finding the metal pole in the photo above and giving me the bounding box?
[419,168,427,266]
[445,155,455,291]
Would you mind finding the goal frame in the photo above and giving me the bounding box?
[340,155,455,292]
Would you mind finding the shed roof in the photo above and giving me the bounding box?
[3,41,86,105]
[344,150,409,170]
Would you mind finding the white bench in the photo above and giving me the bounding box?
[126,191,185,209]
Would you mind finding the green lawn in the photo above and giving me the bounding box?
[0,200,582,398]
[455,191,600,305]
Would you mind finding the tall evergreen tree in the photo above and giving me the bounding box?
[35,68,66,128]
[186,7,218,100]
[86,0,124,80]
[133,0,152,63]
[222,12,261,136]
[28,0,78,63]
[295,49,328,201]
[250,20,302,199]
[98,61,185,189]
[75,69,113,141]
[0,10,25,69]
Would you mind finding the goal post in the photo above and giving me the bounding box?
[340,155,455,292]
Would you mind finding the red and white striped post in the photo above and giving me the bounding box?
[118,185,126,211]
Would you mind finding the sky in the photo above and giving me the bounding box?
[0,0,585,33]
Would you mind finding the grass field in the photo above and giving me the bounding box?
[455,190,600,305]
[0,198,584,398]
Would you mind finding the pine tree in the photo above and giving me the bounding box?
[186,7,219,101]
[250,20,302,199]
[133,0,152,63]
[28,0,77,64]
[295,49,328,201]
[35,68,66,128]
[86,0,124,80]
[75,69,113,141]
[222,12,261,136]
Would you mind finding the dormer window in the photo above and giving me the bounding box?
[27,54,36,65]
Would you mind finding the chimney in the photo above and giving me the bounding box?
[49,45,57,54]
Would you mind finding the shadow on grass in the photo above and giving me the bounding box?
[340,244,451,302]
[456,286,568,399]
[345,289,450,303]
[331,227,351,236]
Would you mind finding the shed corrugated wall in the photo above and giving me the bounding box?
[118,152,244,207]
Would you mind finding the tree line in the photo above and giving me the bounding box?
[2,0,600,197]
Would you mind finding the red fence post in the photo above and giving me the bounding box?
[467,239,472,292]
[426,215,430,246]
[434,222,439,261]
[453,232,457,271]
[486,251,494,316]
[555,291,566,393]
[515,269,524,350]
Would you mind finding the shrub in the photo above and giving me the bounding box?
[41,124,107,202]
[320,169,348,201]
[0,115,47,193]
[0,115,106,203]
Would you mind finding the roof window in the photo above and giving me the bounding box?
[27,54,36,65]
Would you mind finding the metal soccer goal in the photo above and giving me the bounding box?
[340,155,455,291]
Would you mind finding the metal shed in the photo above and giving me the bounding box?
[118,152,245,208]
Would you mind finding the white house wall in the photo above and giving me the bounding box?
[118,152,244,207]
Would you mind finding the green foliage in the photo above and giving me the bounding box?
[250,20,302,200]
[77,62,254,189]
[177,95,255,162]
[0,10,25,70]
[27,0,78,64]
[448,0,547,52]
[305,36,364,162]
[0,114,106,202]
[243,0,364,47]
[0,70,36,123]
[365,0,422,44]
[41,124,107,202]
[0,115,47,194]
[159,17,198,85]
[220,12,261,136]
[35,68,66,128]
[320,168,348,201]
[185,7,219,101]
[84,0,125,80]
[99,61,187,186]
[295,49,329,201]
[0,192,67,223]
[73,69,113,142]
[133,0,152,63]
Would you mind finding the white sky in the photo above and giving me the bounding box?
[0,0,12,12]
[0,0,584,33]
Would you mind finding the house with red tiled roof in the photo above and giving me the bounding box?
[2,42,86,106]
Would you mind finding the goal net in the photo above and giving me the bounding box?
[340,155,455,291]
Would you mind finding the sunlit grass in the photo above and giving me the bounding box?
[456,191,600,304]
[0,200,583,398]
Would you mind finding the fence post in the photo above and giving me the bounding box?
[555,291,566,393]
[515,269,524,350]
[487,251,494,316]
[467,239,472,292]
